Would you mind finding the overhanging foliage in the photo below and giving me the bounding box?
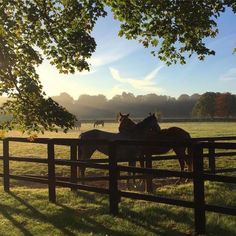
[0,0,235,132]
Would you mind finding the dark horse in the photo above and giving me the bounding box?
[78,115,160,186]
[118,113,193,173]
[93,120,104,127]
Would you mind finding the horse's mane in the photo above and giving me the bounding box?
[135,115,161,132]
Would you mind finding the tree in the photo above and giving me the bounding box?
[215,93,236,117]
[0,0,106,132]
[178,94,190,101]
[192,92,236,118]
[0,1,235,132]
[106,0,236,64]
[192,92,217,118]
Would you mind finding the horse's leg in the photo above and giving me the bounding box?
[175,146,193,183]
[180,147,193,183]
[127,160,136,190]
[186,147,193,172]
[174,148,186,184]
[139,153,145,168]
[78,146,95,184]
[137,153,145,189]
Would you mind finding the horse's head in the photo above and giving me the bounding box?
[119,112,130,122]
[119,112,136,134]
[136,113,161,135]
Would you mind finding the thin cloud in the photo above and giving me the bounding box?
[109,66,165,94]
[220,68,236,81]
[88,41,140,68]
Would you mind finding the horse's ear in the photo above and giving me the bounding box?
[119,112,123,117]
[149,112,153,116]
[127,113,130,117]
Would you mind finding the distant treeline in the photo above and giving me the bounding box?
[192,92,236,118]
[50,92,236,120]
[1,92,235,121]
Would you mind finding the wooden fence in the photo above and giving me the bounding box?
[0,136,236,235]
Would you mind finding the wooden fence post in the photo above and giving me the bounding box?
[109,141,119,215]
[3,138,10,192]
[208,141,216,174]
[70,144,77,191]
[145,154,153,193]
[193,143,206,235]
[48,141,56,203]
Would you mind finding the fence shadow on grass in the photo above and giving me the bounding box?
[119,204,194,236]
[8,191,135,236]
[72,190,109,207]
[8,191,75,236]
[55,202,130,236]
[0,202,33,236]
[206,214,236,236]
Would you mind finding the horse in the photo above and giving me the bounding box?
[118,113,193,173]
[93,120,104,127]
[119,112,161,137]
[73,120,81,130]
[78,115,161,187]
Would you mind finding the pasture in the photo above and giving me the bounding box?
[0,122,236,235]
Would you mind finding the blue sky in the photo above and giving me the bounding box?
[37,8,236,100]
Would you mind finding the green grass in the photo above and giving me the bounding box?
[1,122,235,177]
[0,183,235,236]
[0,122,236,235]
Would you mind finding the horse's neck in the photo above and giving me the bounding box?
[119,119,135,132]
[119,126,133,133]
[135,122,150,133]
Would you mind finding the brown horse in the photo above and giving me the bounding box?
[78,115,160,187]
[118,113,193,172]
[93,120,104,127]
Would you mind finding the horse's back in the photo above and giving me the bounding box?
[165,127,191,139]
[80,129,125,141]
[80,129,101,139]
[79,129,141,160]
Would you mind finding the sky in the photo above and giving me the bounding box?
[37,8,236,100]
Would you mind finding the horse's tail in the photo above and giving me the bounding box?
[179,129,193,172]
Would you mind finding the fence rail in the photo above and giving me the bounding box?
[0,136,236,235]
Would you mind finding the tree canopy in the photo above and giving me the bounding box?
[0,0,235,132]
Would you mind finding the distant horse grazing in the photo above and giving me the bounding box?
[119,113,193,173]
[94,120,104,127]
[74,120,81,130]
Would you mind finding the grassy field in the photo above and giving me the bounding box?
[0,122,235,177]
[0,122,236,235]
